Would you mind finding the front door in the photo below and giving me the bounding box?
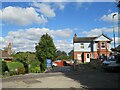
[86,53,90,62]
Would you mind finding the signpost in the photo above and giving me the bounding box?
[46,59,52,68]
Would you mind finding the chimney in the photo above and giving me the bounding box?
[74,33,77,40]
[7,43,11,56]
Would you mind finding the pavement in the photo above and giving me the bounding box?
[1,64,120,89]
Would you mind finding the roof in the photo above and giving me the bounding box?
[111,45,120,52]
[95,33,112,41]
[0,49,12,59]
[73,33,112,43]
[73,37,97,43]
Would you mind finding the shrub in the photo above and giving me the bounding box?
[9,70,17,76]
[0,60,9,75]
[0,60,2,75]
[29,59,40,73]
[7,62,25,75]
[30,67,41,73]
[18,67,25,74]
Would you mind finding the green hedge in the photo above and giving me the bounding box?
[30,67,41,73]
[29,60,41,73]
[0,60,9,75]
[6,62,25,75]
[0,60,2,75]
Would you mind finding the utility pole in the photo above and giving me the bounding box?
[117,1,120,45]
[113,14,117,48]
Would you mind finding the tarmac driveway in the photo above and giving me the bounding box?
[1,64,120,89]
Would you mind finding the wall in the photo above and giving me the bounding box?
[74,52,82,61]
[74,43,91,52]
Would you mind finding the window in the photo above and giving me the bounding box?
[101,42,105,48]
[87,54,90,58]
[81,43,84,49]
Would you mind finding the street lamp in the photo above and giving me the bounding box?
[113,13,117,48]
[117,1,120,46]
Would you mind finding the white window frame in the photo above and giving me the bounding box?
[101,42,105,49]
[80,43,84,49]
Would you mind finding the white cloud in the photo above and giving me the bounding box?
[33,2,56,17]
[111,37,120,44]
[111,37,120,48]
[1,2,66,26]
[32,2,66,17]
[57,3,65,10]
[1,6,47,25]
[82,27,118,37]
[101,12,118,22]
[55,40,73,53]
[1,28,73,52]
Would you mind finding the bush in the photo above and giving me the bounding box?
[7,62,25,75]
[18,67,25,74]
[0,60,2,75]
[0,60,9,75]
[29,59,40,73]
[30,67,41,73]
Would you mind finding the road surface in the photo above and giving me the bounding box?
[1,64,120,89]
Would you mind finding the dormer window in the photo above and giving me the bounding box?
[81,43,84,49]
[101,42,105,48]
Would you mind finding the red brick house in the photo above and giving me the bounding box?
[73,33,112,63]
[0,43,12,62]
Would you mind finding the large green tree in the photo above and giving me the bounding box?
[35,33,56,72]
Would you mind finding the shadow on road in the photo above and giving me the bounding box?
[49,64,120,89]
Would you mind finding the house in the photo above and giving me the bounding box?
[73,33,112,63]
[111,45,120,53]
[0,43,12,62]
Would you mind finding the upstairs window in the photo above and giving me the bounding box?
[81,43,84,49]
[101,42,105,48]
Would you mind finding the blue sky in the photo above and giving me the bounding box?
[0,2,119,53]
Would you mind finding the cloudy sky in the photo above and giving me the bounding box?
[0,1,119,53]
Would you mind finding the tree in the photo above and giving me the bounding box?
[55,50,71,60]
[35,33,56,72]
[13,52,36,73]
[68,50,74,60]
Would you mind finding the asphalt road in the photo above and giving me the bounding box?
[1,64,120,89]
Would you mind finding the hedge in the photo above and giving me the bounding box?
[29,60,41,73]
[6,62,25,75]
[0,60,9,75]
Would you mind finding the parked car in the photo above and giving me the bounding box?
[102,55,120,71]
[52,62,57,67]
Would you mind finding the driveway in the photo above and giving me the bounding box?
[1,64,120,89]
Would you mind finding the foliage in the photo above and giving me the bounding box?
[6,62,25,75]
[7,62,24,71]
[30,67,41,73]
[55,50,72,60]
[68,50,74,60]
[0,60,9,75]
[35,33,56,72]
[29,59,40,73]
[13,52,36,73]
[18,67,25,74]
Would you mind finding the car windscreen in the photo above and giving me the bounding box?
[109,59,116,61]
